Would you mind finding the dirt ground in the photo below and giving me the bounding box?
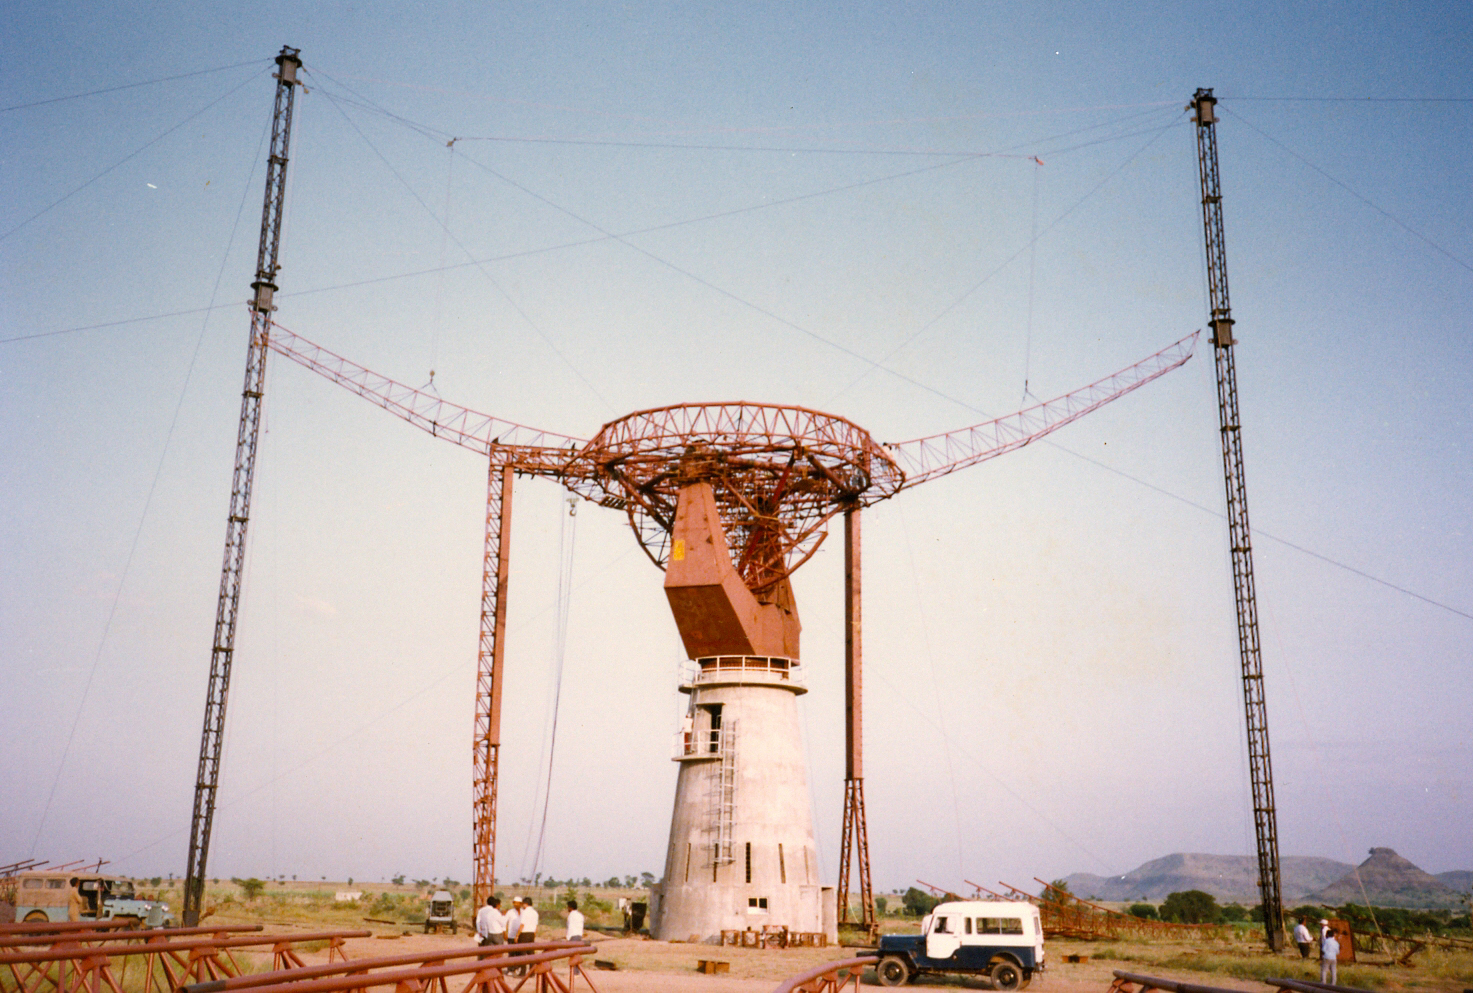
[302,931,1459,993]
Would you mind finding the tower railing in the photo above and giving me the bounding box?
[679,656,805,690]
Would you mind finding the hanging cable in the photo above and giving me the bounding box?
[530,497,579,880]
[1022,157,1043,404]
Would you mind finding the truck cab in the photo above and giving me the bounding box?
[876,900,1044,988]
[6,872,175,928]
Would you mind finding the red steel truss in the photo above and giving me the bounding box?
[264,324,1197,921]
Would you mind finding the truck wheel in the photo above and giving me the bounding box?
[991,961,1022,991]
[24,911,50,923]
[877,956,911,987]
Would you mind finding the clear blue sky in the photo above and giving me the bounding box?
[3,2,1469,892]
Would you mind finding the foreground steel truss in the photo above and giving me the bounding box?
[266,325,1196,911]
[0,929,364,993]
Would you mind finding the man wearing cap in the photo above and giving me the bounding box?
[1319,926,1340,983]
[1293,919,1313,958]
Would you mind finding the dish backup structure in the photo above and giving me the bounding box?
[255,328,1196,942]
[178,38,1207,946]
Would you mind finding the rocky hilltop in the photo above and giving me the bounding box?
[1065,848,1469,907]
[1306,848,1466,909]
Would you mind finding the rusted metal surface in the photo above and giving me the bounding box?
[0,926,261,950]
[178,941,601,993]
[1108,970,1247,993]
[770,955,875,993]
[472,461,514,909]
[266,321,1198,915]
[177,941,592,993]
[0,930,365,993]
[836,507,875,937]
[0,922,135,938]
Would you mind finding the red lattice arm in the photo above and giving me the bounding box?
[267,325,585,466]
[883,331,1199,490]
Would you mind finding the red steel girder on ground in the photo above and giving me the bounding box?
[178,941,601,993]
[771,956,876,993]
[0,930,365,993]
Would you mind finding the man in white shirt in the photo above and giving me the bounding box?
[1293,919,1312,958]
[475,896,506,946]
[1319,929,1340,984]
[505,898,523,942]
[517,898,540,942]
[565,900,585,941]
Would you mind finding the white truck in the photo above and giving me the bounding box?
[875,899,1045,988]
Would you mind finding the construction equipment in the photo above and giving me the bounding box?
[1190,86,1285,952]
[423,891,457,934]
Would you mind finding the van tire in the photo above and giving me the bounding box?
[991,960,1022,990]
[877,956,911,986]
[24,911,51,923]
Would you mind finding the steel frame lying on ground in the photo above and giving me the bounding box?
[0,930,365,993]
[770,956,875,993]
[179,941,601,993]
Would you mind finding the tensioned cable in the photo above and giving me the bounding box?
[1222,95,1473,103]
[1,57,273,113]
[529,499,579,881]
[27,107,273,856]
[309,77,616,414]
[107,541,643,873]
[0,104,1170,344]
[823,114,1185,406]
[1222,105,1471,274]
[1,66,270,242]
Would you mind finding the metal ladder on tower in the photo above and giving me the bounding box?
[709,721,737,866]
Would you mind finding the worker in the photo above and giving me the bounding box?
[505,897,523,942]
[1319,927,1340,984]
[518,897,540,944]
[565,899,584,942]
[475,895,506,946]
[67,879,84,922]
[1293,919,1313,958]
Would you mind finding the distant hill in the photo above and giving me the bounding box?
[1306,848,1465,910]
[1437,870,1473,893]
[1063,852,1353,904]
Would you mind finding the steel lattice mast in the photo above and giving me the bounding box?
[1191,88,1285,951]
[837,505,876,937]
[182,47,302,928]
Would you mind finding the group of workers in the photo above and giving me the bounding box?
[1292,917,1343,984]
[474,894,585,948]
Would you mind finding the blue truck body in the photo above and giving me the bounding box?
[874,900,1044,988]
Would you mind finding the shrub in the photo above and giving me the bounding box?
[1161,890,1220,924]
[902,887,939,918]
[1129,903,1158,920]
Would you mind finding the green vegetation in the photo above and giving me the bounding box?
[902,887,939,918]
[1160,890,1220,924]
[1129,903,1159,920]
[232,877,266,901]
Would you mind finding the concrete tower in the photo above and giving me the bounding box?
[649,482,835,941]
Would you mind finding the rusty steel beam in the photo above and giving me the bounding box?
[0,925,261,949]
[0,921,135,937]
[178,942,600,993]
[177,941,592,993]
[836,507,874,937]
[0,930,364,993]
[770,955,876,993]
[472,461,513,908]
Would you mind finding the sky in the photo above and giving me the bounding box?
[2,2,1470,896]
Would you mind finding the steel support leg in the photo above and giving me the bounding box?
[473,462,513,909]
[837,507,875,934]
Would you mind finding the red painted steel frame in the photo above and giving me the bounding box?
[0,930,363,993]
[770,956,876,993]
[265,323,1197,924]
